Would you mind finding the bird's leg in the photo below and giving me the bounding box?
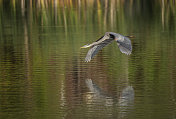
[125,35,135,38]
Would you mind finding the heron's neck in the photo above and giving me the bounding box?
[88,42,97,47]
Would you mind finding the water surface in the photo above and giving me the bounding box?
[0,1,176,119]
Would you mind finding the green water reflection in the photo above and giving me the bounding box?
[0,0,176,119]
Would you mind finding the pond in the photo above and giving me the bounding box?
[0,0,176,119]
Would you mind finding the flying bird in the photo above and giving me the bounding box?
[81,32,133,62]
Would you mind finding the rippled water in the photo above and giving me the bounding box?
[0,1,176,119]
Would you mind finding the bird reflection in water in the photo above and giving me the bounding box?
[118,85,134,118]
[85,79,113,106]
[85,79,134,117]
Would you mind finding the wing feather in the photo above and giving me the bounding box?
[85,39,113,62]
[117,37,132,55]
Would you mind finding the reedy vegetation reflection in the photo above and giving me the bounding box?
[0,0,176,118]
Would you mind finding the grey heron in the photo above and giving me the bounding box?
[81,32,133,62]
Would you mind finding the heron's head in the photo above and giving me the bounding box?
[104,32,111,39]
[105,32,115,39]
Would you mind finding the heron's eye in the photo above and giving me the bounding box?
[109,34,115,39]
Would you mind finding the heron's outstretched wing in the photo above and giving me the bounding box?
[85,38,113,62]
[116,37,132,55]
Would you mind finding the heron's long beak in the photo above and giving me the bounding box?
[81,46,86,48]
[80,44,90,48]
